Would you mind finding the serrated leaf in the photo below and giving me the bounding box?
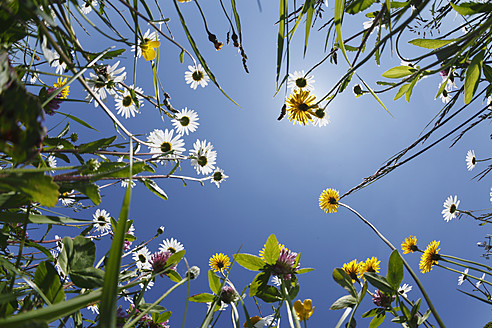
[386,250,403,290]
[234,253,265,271]
[345,0,377,14]
[408,38,457,49]
[464,51,483,104]
[330,294,357,310]
[208,270,221,295]
[382,66,417,79]
[188,293,215,303]
[263,234,280,265]
[332,268,358,298]
[364,272,395,294]
[34,261,65,304]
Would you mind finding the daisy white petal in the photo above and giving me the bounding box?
[458,268,468,286]
[210,168,228,188]
[172,107,199,135]
[184,64,210,89]
[441,195,460,222]
[147,129,186,163]
[80,0,98,14]
[287,70,315,92]
[397,284,412,298]
[190,139,217,175]
[159,238,184,254]
[465,150,476,171]
[132,246,152,270]
[476,273,485,288]
[114,85,144,119]
[92,209,111,233]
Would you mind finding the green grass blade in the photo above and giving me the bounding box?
[358,75,392,116]
[0,212,91,225]
[304,0,315,56]
[230,0,242,43]
[334,0,350,64]
[276,0,286,85]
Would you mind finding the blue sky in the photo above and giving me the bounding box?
[44,1,492,327]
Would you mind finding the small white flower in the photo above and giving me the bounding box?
[190,139,217,175]
[487,96,492,110]
[253,314,277,328]
[139,279,154,291]
[87,304,99,314]
[159,238,184,254]
[123,293,134,304]
[60,190,75,206]
[458,268,469,286]
[121,179,136,188]
[80,0,98,14]
[41,37,67,75]
[132,246,152,270]
[92,209,111,233]
[184,64,210,89]
[114,85,144,119]
[397,284,412,298]
[131,29,160,58]
[210,168,228,188]
[86,61,126,107]
[172,107,199,135]
[271,276,281,287]
[287,70,315,92]
[441,195,460,222]
[465,150,476,171]
[312,109,330,127]
[147,129,186,163]
[438,81,452,104]
[476,273,485,288]
[157,226,165,234]
[46,155,57,173]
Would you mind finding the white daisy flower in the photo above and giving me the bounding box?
[253,314,277,328]
[46,155,57,173]
[189,139,217,175]
[172,107,199,135]
[159,238,184,254]
[271,276,281,287]
[131,29,159,58]
[123,293,134,304]
[80,0,98,14]
[438,81,452,104]
[397,284,412,298]
[86,61,126,107]
[441,195,460,222]
[147,129,186,163]
[184,64,210,89]
[312,109,330,127]
[458,268,469,286]
[114,85,144,119]
[476,273,485,288]
[92,209,112,233]
[466,150,476,171]
[132,246,152,270]
[210,168,228,188]
[206,301,228,312]
[139,280,154,291]
[121,179,136,188]
[59,190,75,206]
[87,304,99,314]
[41,37,67,75]
[287,70,315,92]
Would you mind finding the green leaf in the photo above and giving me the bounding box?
[167,270,182,283]
[138,304,167,314]
[276,0,286,84]
[70,236,96,272]
[450,2,492,15]
[263,234,280,265]
[369,312,385,328]
[55,112,98,131]
[256,286,281,303]
[408,38,457,49]
[345,0,377,14]
[70,267,105,289]
[77,136,116,153]
[166,250,185,268]
[249,271,269,297]
[34,261,65,304]
[335,0,350,64]
[417,309,432,325]
[330,295,357,310]
[188,293,215,303]
[0,172,59,207]
[57,237,73,278]
[86,49,126,61]
[362,308,382,318]
[234,253,265,271]
[140,178,167,200]
[332,268,358,298]
[303,0,315,56]
[0,212,90,225]
[382,66,417,79]
[386,250,403,290]
[72,182,100,205]
[464,51,483,104]
[483,65,492,83]
[208,270,221,295]
[364,272,395,294]
[296,268,314,274]
[155,310,172,323]
[405,75,419,102]
[394,83,410,100]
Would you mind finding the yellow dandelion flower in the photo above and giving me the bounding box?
[258,243,285,260]
[419,240,440,273]
[343,259,361,282]
[285,89,316,125]
[401,236,418,254]
[141,40,160,61]
[53,77,70,99]
[319,188,340,213]
[294,299,314,321]
[357,257,380,280]
[209,253,230,272]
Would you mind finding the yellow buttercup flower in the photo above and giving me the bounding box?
[419,240,440,273]
[319,188,340,213]
[209,253,230,272]
[294,299,314,321]
[401,236,418,254]
[53,77,70,99]
[343,259,361,282]
[357,257,380,280]
[285,89,316,125]
[141,40,160,61]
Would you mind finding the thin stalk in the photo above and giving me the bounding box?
[280,281,301,328]
[9,203,32,291]
[339,202,445,328]
[440,254,492,271]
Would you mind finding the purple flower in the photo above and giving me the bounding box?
[220,285,238,304]
[372,289,395,308]
[271,248,299,280]
[150,251,174,276]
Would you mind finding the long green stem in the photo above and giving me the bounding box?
[9,203,31,291]
[339,202,446,328]
[440,254,492,271]
[280,281,301,328]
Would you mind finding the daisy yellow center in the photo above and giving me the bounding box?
[198,155,208,167]
[160,142,172,153]
[449,204,457,214]
[192,70,203,81]
[122,95,133,107]
[138,254,146,263]
[180,116,190,126]
[168,247,176,254]
[295,77,307,88]
[97,217,106,226]
[213,172,223,181]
